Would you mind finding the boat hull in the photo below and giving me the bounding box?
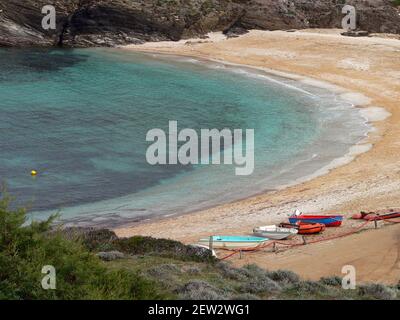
[279,223,326,235]
[364,212,400,221]
[198,236,268,250]
[289,215,343,227]
[253,228,297,240]
[253,232,295,240]
[297,223,325,235]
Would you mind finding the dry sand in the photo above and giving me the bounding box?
[115,29,400,284]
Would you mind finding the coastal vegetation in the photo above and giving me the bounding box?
[0,194,398,300]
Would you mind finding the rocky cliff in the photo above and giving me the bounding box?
[1,0,399,47]
[237,0,400,33]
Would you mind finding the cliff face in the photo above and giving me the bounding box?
[0,0,399,47]
[0,0,244,47]
[237,0,400,34]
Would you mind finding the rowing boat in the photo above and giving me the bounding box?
[279,222,326,235]
[198,236,268,250]
[289,214,343,227]
[253,225,298,240]
[363,211,400,221]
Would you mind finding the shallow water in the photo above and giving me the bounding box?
[0,48,368,225]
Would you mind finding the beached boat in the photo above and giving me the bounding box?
[253,225,298,240]
[279,222,326,235]
[289,214,343,227]
[198,236,268,250]
[363,211,400,221]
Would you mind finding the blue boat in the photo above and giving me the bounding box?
[289,214,343,227]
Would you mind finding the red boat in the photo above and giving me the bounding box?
[352,211,400,221]
[363,211,400,221]
[279,222,326,235]
[289,214,343,227]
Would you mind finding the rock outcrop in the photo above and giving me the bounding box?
[0,0,243,47]
[1,0,399,47]
[236,0,400,34]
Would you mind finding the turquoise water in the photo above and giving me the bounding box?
[0,48,367,225]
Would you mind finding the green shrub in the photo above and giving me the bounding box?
[216,261,248,281]
[231,293,261,300]
[176,280,226,300]
[267,270,300,285]
[0,194,163,300]
[288,281,330,297]
[147,263,181,278]
[358,284,397,300]
[320,276,342,287]
[115,236,216,262]
[239,277,281,295]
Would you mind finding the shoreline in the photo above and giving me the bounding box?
[114,29,400,283]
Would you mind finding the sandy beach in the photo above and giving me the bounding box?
[115,29,400,283]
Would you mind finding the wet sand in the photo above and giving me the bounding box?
[115,29,400,284]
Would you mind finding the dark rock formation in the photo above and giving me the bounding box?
[223,25,249,38]
[236,0,400,34]
[0,0,243,47]
[1,0,399,47]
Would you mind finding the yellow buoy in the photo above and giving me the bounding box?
[31,170,37,176]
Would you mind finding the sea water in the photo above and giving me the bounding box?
[0,48,368,226]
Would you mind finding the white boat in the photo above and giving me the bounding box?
[198,236,269,250]
[253,225,298,240]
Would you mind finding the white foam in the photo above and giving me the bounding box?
[340,92,371,106]
[229,68,317,97]
[276,143,373,191]
[359,107,392,122]
[349,143,373,156]
[300,78,345,93]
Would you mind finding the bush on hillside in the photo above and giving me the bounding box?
[358,283,397,300]
[0,193,164,300]
[320,276,342,287]
[176,280,226,300]
[114,236,216,262]
[267,270,300,285]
